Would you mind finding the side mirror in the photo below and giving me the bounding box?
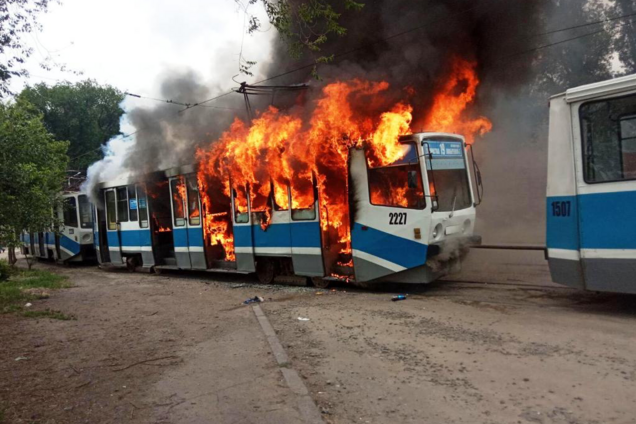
[407,170,418,189]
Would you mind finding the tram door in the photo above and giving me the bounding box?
[104,189,123,264]
[170,175,199,269]
[232,187,256,272]
[96,204,110,263]
[289,188,324,277]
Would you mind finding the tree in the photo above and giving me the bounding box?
[0,0,54,98]
[243,0,364,76]
[0,99,68,265]
[19,80,125,170]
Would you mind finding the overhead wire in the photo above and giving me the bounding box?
[183,4,636,112]
[180,1,496,112]
[502,15,636,61]
[537,9,636,36]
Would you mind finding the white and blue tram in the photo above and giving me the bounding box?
[20,192,96,263]
[547,73,636,294]
[94,132,481,286]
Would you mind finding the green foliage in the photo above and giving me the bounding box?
[0,260,14,282]
[535,0,636,93]
[19,80,125,170]
[0,0,54,97]
[0,99,69,249]
[248,0,364,69]
[0,268,70,313]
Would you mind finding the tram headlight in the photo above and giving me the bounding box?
[433,224,443,240]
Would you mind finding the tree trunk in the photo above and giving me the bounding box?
[8,247,17,265]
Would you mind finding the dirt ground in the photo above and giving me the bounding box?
[1,250,636,424]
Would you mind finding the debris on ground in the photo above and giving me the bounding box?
[391,294,408,302]
[298,317,310,321]
[14,357,28,361]
[243,296,264,305]
[22,288,50,299]
[24,302,32,308]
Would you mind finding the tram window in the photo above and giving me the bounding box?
[273,183,289,211]
[137,185,149,228]
[186,176,200,226]
[106,191,117,230]
[171,178,186,227]
[581,94,636,182]
[127,185,138,222]
[233,188,249,223]
[78,195,93,229]
[291,183,316,220]
[367,143,425,209]
[63,197,79,227]
[116,187,129,222]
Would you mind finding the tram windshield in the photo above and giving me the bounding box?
[423,139,472,212]
[78,195,93,229]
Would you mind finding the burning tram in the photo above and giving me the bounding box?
[94,132,482,287]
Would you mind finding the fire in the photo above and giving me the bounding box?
[195,61,490,273]
[173,176,186,217]
[156,226,172,233]
[423,57,492,144]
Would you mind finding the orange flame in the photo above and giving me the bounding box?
[423,57,492,144]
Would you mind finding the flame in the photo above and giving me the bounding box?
[171,176,186,218]
[156,226,172,233]
[196,64,490,271]
[423,57,492,144]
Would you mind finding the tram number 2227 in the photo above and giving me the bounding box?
[389,212,407,225]
[551,200,572,217]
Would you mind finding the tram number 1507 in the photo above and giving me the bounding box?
[389,212,407,225]
[551,200,571,217]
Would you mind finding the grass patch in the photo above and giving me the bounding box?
[22,309,76,320]
[0,269,71,315]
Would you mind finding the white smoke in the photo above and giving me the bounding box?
[82,134,134,203]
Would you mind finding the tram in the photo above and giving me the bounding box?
[94,132,482,286]
[547,73,636,294]
[20,192,96,263]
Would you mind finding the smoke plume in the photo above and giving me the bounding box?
[85,0,630,245]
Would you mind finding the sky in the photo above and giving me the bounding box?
[11,0,275,133]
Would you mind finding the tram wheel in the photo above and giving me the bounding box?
[256,258,275,284]
[311,277,330,289]
[126,256,139,272]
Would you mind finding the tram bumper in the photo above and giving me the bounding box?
[371,234,481,285]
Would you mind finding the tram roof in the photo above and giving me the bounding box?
[564,72,636,104]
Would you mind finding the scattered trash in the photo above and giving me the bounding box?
[316,292,324,295]
[392,294,408,302]
[24,302,32,308]
[243,296,264,305]
[231,283,247,289]
[14,356,28,361]
[297,317,310,321]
